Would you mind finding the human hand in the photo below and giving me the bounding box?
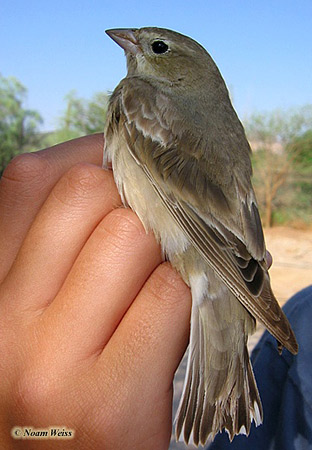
[0,134,191,450]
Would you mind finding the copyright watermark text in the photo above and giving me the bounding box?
[11,426,75,440]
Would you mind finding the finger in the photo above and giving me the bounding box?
[36,132,104,168]
[0,133,104,281]
[71,264,190,450]
[266,250,273,269]
[96,263,191,412]
[40,208,163,360]
[2,163,121,310]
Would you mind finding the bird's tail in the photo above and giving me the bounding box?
[175,271,263,446]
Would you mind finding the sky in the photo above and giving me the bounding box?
[1,0,312,131]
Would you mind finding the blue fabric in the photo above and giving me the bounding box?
[206,285,312,450]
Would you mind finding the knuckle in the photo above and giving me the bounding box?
[2,153,51,186]
[53,163,105,206]
[14,366,55,417]
[99,208,147,248]
[147,262,190,306]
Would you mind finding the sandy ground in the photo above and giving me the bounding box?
[264,227,312,305]
[170,227,312,449]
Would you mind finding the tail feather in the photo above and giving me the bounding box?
[175,272,263,446]
[175,299,201,443]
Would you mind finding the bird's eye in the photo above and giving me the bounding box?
[151,40,169,54]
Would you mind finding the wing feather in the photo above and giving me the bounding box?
[106,78,298,354]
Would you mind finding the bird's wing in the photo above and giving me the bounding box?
[106,78,298,354]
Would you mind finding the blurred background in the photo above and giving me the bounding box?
[1,1,311,448]
[1,0,312,227]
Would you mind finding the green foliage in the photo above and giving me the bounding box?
[43,90,108,148]
[288,129,312,170]
[246,106,312,227]
[246,105,312,145]
[0,73,43,174]
[0,75,109,171]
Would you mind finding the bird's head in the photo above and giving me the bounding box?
[106,27,219,89]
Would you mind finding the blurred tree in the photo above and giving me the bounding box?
[245,106,312,227]
[0,73,43,174]
[44,90,108,147]
[286,129,312,225]
[86,92,109,134]
[289,129,312,169]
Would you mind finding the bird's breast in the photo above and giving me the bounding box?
[110,133,190,261]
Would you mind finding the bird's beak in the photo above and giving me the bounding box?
[105,28,141,55]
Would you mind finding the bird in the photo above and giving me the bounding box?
[103,27,298,445]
